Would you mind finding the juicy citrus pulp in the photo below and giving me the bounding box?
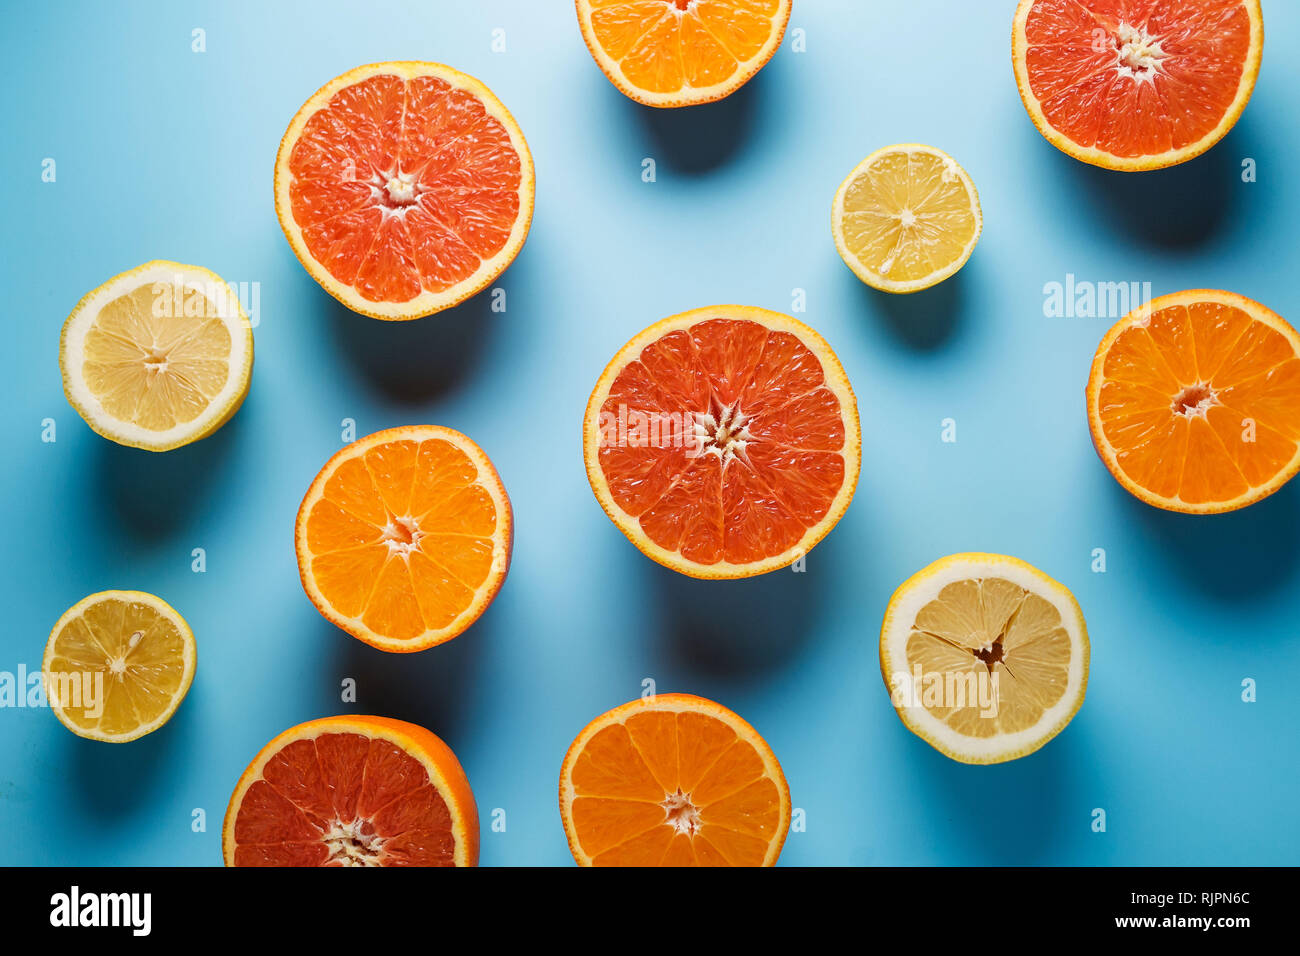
[60,261,253,451]
[575,0,791,107]
[1012,0,1263,170]
[832,144,982,294]
[296,426,512,652]
[583,306,860,578]
[275,61,534,319]
[43,591,196,743]
[1087,290,1300,513]
[559,694,790,866]
[879,554,1088,765]
[223,715,478,866]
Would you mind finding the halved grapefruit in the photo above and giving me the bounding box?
[1087,290,1300,513]
[275,62,534,319]
[223,715,478,866]
[583,306,860,578]
[1012,0,1263,170]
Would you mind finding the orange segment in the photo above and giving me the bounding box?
[576,0,791,107]
[275,62,534,320]
[559,694,791,866]
[295,426,512,651]
[583,306,861,578]
[1012,0,1263,170]
[1087,290,1300,513]
[223,715,478,867]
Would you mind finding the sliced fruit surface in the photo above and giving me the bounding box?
[575,0,791,107]
[275,61,534,319]
[559,694,791,866]
[296,425,512,652]
[60,260,253,451]
[223,715,478,866]
[1087,290,1300,513]
[43,591,196,743]
[583,305,860,578]
[832,144,982,294]
[879,554,1088,765]
[1012,0,1263,170]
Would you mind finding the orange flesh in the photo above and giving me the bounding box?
[588,0,782,94]
[288,73,522,302]
[230,731,455,866]
[1096,302,1300,504]
[304,437,500,642]
[597,318,847,566]
[1022,0,1251,157]
[568,708,783,865]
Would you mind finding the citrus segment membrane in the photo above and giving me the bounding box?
[224,716,477,867]
[576,0,791,107]
[1088,290,1300,512]
[42,591,196,742]
[296,426,512,651]
[1013,0,1263,169]
[833,144,982,294]
[559,694,791,866]
[60,261,253,451]
[276,62,534,319]
[584,307,860,578]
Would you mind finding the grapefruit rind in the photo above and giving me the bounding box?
[274,61,535,320]
[831,143,983,294]
[582,305,862,579]
[558,693,792,867]
[42,590,197,744]
[574,0,792,108]
[59,260,254,452]
[222,714,479,867]
[879,554,1089,765]
[1011,0,1264,172]
[295,425,513,652]
[1086,289,1300,514]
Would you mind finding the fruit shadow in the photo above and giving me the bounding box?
[644,525,842,681]
[628,68,767,175]
[89,399,247,544]
[849,263,967,351]
[1118,476,1299,602]
[1058,115,1254,250]
[323,274,508,406]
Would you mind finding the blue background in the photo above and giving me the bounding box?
[2,0,1297,866]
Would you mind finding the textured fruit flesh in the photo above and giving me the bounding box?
[304,437,500,643]
[46,598,188,737]
[588,0,781,94]
[903,578,1070,738]
[839,149,978,283]
[288,72,522,302]
[231,731,455,866]
[82,284,232,432]
[568,707,782,866]
[1097,301,1300,505]
[1022,0,1252,157]
[598,318,847,567]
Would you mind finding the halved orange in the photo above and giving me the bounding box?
[295,426,512,651]
[559,694,791,866]
[223,715,478,866]
[1087,290,1300,513]
[575,0,791,108]
[275,62,534,319]
[583,305,861,578]
[1012,0,1263,170]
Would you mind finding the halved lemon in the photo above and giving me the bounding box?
[60,261,254,451]
[43,591,196,743]
[879,554,1088,764]
[832,144,982,294]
